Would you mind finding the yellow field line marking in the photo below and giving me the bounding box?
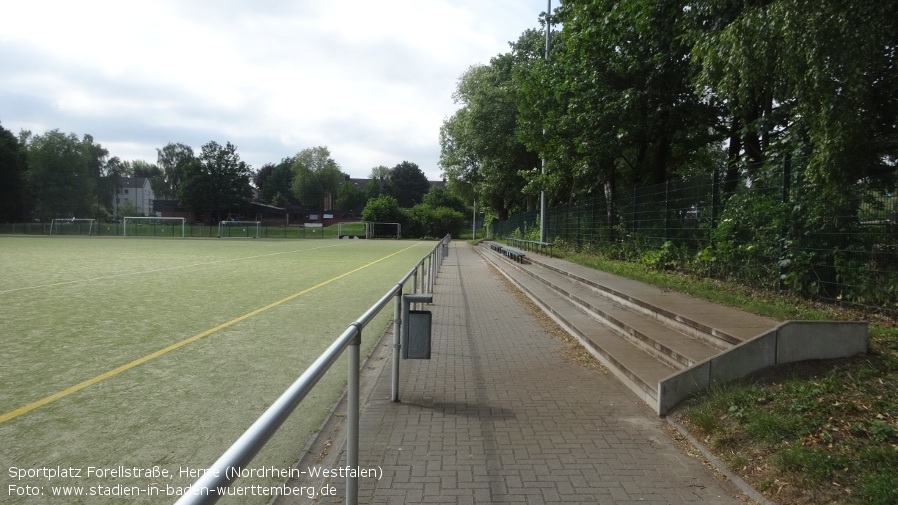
[0,242,423,425]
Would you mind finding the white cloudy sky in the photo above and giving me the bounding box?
[1,0,549,179]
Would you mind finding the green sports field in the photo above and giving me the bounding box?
[0,236,436,503]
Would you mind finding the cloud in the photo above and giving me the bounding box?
[1,0,546,179]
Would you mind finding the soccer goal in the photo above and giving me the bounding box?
[368,222,401,239]
[337,221,369,239]
[50,218,96,236]
[218,221,262,239]
[123,216,186,237]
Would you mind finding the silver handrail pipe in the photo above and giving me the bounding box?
[176,235,451,505]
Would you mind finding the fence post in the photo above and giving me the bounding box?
[391,286,402,402]
[711,168,720,235]
[346,324,361,505]
[779,155,792,292]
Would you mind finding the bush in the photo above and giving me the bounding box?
[403,204,465,238]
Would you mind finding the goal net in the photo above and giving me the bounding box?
[368,222,401,239]
[218,221,261,239]
[337,221,369,239]
[50,218,96,236]
[123,217,186,237]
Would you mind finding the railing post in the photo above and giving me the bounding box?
[420,257,426,295]
[391,286,402,402]
[346,324,361,505]
[428,251,435,293]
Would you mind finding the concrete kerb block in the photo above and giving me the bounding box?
[776,321,868,364]
[658,360,710,416]
[709,329,778,387]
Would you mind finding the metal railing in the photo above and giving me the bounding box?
[175,235,452,505]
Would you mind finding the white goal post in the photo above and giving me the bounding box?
[218,220,262,239]
[337,221,369,239]
[367,222,401,239]
[50,218,96,236]
[123,216,186,237]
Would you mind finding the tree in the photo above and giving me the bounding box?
[177,141,252,222]
[156,143,194,200]
[364,179,382,202]
[384,161,430,208]
[0,122,27,221]
[336,181,365,212]
[21,129,96,220]
[517,0,721,204]
[368,165,391,181]
[441,30,544,221]
[290,146,344,209]
[422,185,467,215]
[257,157,296,206]
[253,163,275,191]
[130,160,165,198]
[362,194,403,223]
[97,156,130,212]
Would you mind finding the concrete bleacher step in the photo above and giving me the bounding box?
[527,255,778,346]
[477,241,866,416]
[478,242,749,407]
[521,264,724,369]
[480,249,675,403]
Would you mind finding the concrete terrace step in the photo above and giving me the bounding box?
[518,260,724,369]
[478,247,675,404]
[528,254,779,346]
[477,241,867,416]
[477,241,779,410]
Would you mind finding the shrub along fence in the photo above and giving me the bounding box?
[493,157,898,314]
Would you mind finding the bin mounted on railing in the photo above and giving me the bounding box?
[401,294,433,359]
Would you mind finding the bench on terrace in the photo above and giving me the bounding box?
[506,237,554,257]
[502,247,526,263]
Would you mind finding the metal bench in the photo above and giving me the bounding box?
[506,237,554,257]
[503,247,525,263]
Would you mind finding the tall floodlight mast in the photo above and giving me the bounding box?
[540,0,551,243]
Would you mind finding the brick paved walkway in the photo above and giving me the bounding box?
[323,241,746,504]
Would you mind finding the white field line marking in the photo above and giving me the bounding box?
[0,241,359,295]
[0,242,422,424]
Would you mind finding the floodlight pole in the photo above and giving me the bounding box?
[540,0,551,243]
[472,198,476,239]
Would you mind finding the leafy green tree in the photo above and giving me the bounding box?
[441,31,542,220]
[178,141,252,222]
[362,194,403,223]
[253,163,275,190]
[156,143,194,200]
[364,180,382,202]
[422,185,467,215]
[689,0,898,190]
[97,156,130,212]
[21,129,96,220]
[368,165,391,181]
[517,0,720,205]
[257,157,296,205]
[384,161,430,208]
[0,122,27,221]
[130,160,164,199]
[336,181,365,212]
[290,146,344,209]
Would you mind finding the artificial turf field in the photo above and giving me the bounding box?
[0,236,436,503]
